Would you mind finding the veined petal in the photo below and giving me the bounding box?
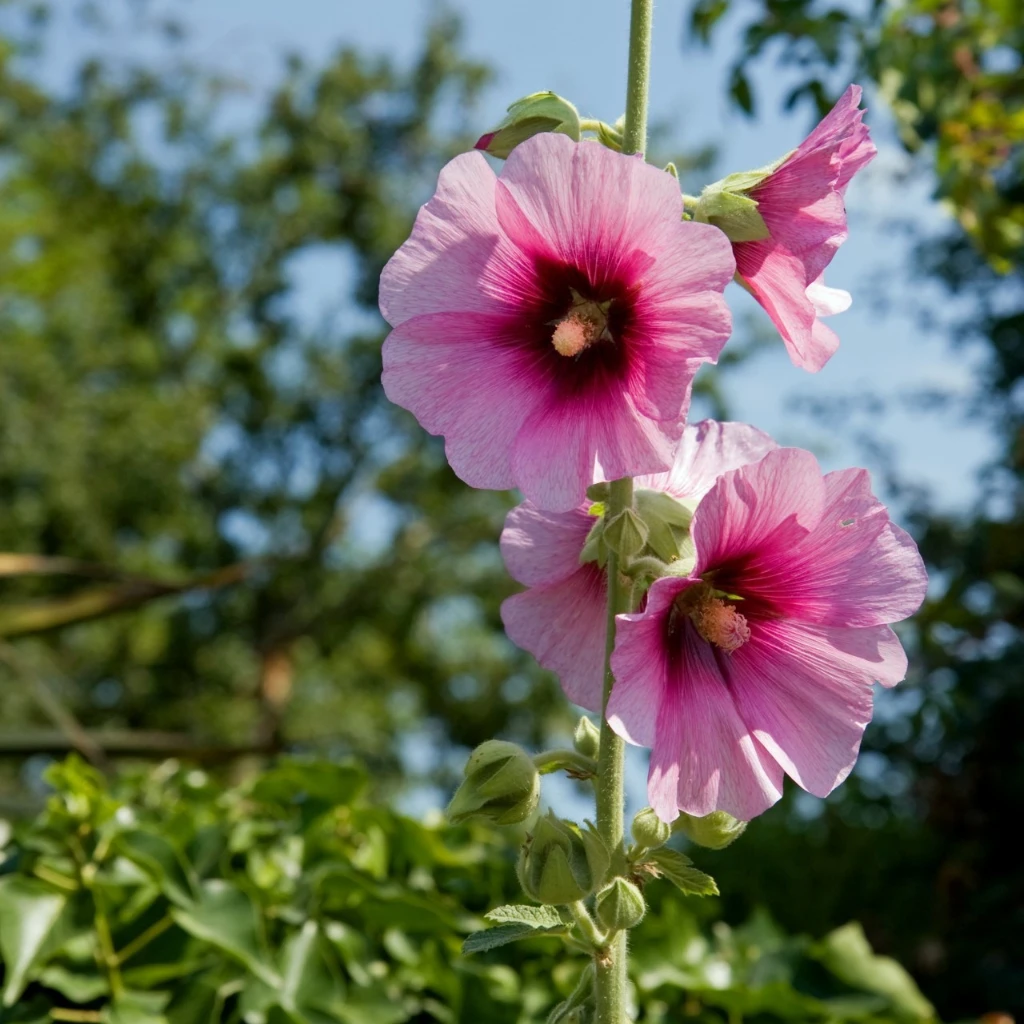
[500,501,594,588]
[501,565,607,712]
[728,619,907,798]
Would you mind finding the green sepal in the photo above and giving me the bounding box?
[476,91,581,159]
[673,809,748,850]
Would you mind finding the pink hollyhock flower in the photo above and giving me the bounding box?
[379,133,735,512]
[607,447,927,822]
[500,421,777,709]
[734,85,876,372]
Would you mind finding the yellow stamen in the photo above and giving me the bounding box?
[692,596,750,652]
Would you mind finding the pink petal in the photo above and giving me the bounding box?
[501,565,607,711]
[381,312,543,490]
[728,619,907,798]
[609,577,784,821]
[774,467,928,626]
[636,420,779,502]
[511,390,679,513]
[735,244,838,372]
[500,502,594,588]
[379,152,534,326]
[498,133,686,277]
[691,447,825,572]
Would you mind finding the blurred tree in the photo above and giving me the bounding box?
[687,0,1024,1016]
[0,0,568,792]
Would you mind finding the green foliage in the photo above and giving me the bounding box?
[0,758,939,1023]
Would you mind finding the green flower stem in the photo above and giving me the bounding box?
[594,476,635,1024]
[593,4,654,1019]
[621,0,653,158]
[570,900,608,949]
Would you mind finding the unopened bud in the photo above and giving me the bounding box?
[474,92,580,159]
[573,717,601,759]
[631,806,671,851]
[603,507,648,558]
[673,810,747,850]
[517,812,610,905]
[595,877,646,932]
[634,489,693,564]
[447,740,540,826]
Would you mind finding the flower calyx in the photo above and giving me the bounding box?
[517,812,610,905]
[693,153,792,242]
[475,91,580,160]
[573,716,601,759]
[447,740,540,826]
[673,810,748,850]
[580,489,696,583]
[631,805,671,852]
[595,877,646,933]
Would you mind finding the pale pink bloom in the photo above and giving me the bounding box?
[608,448,927,822]
[379,133,735,512]
[500,421,777,709]
[735,85,876,372]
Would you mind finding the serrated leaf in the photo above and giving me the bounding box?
[649,849,719,896]
[0,876,67,1006]
[483,904,563,929]
[462,922,564,954]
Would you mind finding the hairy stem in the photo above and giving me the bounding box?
[594,477,635,1024]
[593,3,653,1018]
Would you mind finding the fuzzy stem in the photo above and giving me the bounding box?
[593,4,653,1019]
[621,0,653,158]
[594,478,635,1024]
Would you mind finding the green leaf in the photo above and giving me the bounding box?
[278,921,346,1015]
[462,922,564,954]
[171,880,280,987]
[648,849,719,897]
[0,876,67,1006]
[483,904,564,929]
[37,964,109,1002]
[114,829,197,908]
[815,922,936,1020]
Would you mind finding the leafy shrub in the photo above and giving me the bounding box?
[0,758,936,1023]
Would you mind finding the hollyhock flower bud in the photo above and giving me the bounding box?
[500,421,777,711]
[673,810,747,850]
[517,812,610,905]
[380,134,735,512]
[608,447,928,822]
[447,740,540,826]
[474,91,581,159]
[573,716,601,759]
[631,806,671,850]
[595,877,646,932]
[710,85,877,372]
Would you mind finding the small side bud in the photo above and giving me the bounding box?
[634,489,693,564]
[573,716,601,759]
[673,810,748,850]
[579,515,608,568]
[631,806,671,851]
[474,91,581,159]
[595,877,646,932]
[447,740,540,826]
[603,507,648,558]
[517,813,610,905]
